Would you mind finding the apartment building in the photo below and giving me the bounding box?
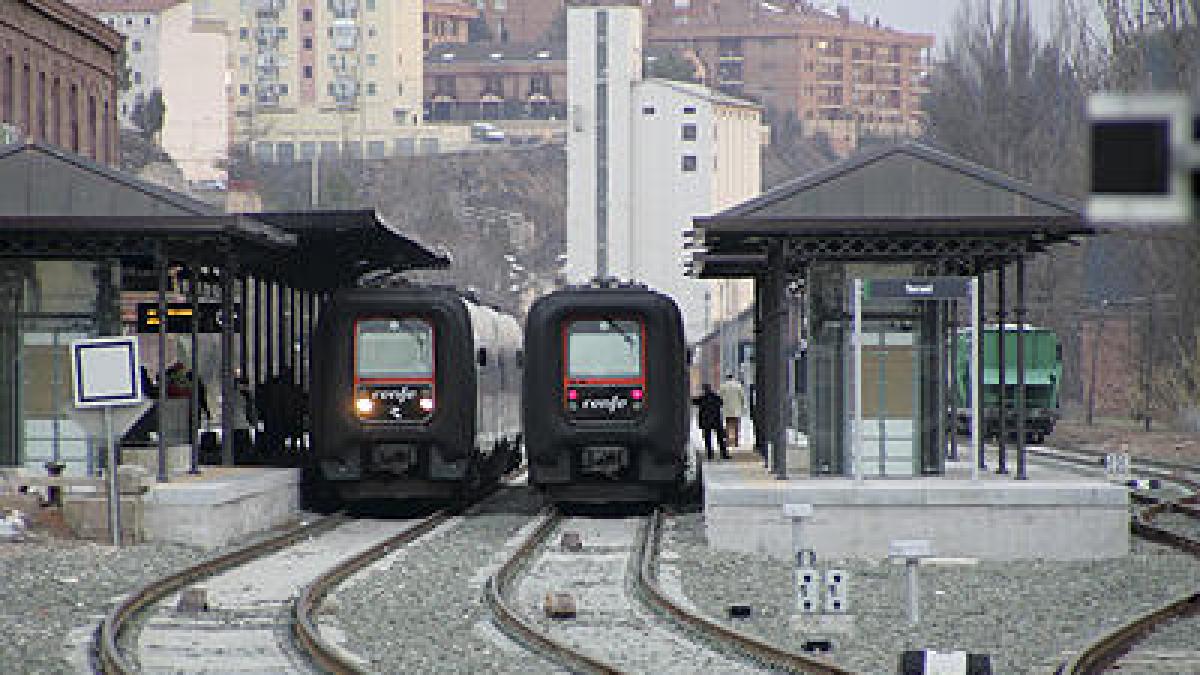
[423,0,477,52]
[195,0,466,163]
[645,0,933,154]
[473,0,562,45]
[424,42,565,123]
[566,2,765,341]
[0,0,123,164]
[74,0,229,181]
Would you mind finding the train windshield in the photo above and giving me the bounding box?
[356,318,434,379]
[567,319,642,379]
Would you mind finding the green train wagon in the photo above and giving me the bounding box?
[954,325,1062,443]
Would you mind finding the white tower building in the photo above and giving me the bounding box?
[566,1,765,341]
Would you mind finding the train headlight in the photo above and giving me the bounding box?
[419,397,435,412]
[631,388,643,400]
[567,389,579,401]
[355,398,374,415]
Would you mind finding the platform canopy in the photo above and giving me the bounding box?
[0,143,447,289]
[688,141,1092,278]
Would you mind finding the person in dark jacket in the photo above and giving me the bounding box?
[691,383,729,461]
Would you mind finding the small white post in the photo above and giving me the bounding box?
[889,539,933,627]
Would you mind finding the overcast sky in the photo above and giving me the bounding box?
[837,1,1088,50]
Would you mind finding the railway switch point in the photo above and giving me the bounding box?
[727,604,753,619]
[176,586,209,613]
[560,531,583,551]
[543,592,577,619]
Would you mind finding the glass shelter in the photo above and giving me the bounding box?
[688,142,1091,479]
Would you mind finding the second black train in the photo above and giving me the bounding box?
[523,282,690,503]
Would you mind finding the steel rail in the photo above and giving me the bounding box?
[634,508,856,675]
[95,513,348,675]
[1058,487,1200,674]
[484,506,623,675]
[293,509,453,674]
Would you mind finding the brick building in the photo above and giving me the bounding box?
[0,0,124,164]
[424,1,478,52]
[645,0,933,154]
[475,0,562,45]
[424,42,565,123]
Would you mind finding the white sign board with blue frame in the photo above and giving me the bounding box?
[70,337,143,408]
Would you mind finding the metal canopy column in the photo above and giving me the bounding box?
[753,276,767,463]
[220,251,238,466]
[765,241,787,478]
[188,264,200,474]
[996,263,1008,474]
[155,244,169,483]
[975,263,987,471]
[1016,258,1028,480]
[948,295,959,462]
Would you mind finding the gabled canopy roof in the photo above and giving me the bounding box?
[690,141,1092,278]
[0,143,447,290]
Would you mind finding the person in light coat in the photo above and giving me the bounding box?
[719,374,746,449]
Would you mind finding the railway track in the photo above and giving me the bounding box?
[94,509,448,675]
[486,506,853,675]
[1039,446,1200,675]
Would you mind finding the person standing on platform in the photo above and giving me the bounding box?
[691,383,729,461]
[719,374,746,449]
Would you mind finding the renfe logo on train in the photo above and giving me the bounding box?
[582,395,629,412]
[373,387,419,402]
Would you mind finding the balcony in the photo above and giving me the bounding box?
[332,20,358,50]
[424,100,567,122]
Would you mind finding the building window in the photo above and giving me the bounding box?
[145,16,152,25]
[277,27,288,39]
[132,40,142,53]
[126,17,133,25]
[302,8,312,20]
[366,53,377,66]
[279,84,289,95]
[239,84,249,96]
[328,54,337,66]
[681,123,697,140]
[642,105,655,115]
[303,65,313,78]
[681,155,697,172]
[133,72,142,84]
[367,82,376,96]
[368,26,377,38]
[366,0,376,8]
[239,55,250,66]
[239,27,249,40]
[683,105,696,114]
[303,37,313,49]
[397,83,403,96]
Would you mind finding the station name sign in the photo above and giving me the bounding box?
[136,302,242,333]
[863,277,970,300]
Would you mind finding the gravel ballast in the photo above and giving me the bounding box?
[331,487,562,674]
[665,513,1200,674]
[0,537,203,673]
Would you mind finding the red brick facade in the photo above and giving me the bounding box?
[644,0,933,143]
[0,0,123,165]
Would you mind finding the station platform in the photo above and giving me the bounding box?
[47,464,301,549]
[700,440,1129,561]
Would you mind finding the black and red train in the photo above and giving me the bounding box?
[309,285,522,505]
[523,281,690,503]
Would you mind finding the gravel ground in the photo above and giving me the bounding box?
[665,512,1200,675]
[0,536,203,673]
[331,486,562,674]
[515,516,764,674]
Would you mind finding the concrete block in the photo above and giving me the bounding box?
[544,592,576,619]
[141,468,300,548]
[121,445,192,478]
[63,495,143,544]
